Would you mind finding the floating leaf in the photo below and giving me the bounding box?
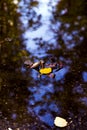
[39,68,52,74]
[24,60,33,66]
[54,117,68,127]
[31,61,40,68]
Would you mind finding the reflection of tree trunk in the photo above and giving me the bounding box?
[0,3,7,36]
[0,18,5,36]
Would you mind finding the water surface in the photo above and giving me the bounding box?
[0,0,87,129]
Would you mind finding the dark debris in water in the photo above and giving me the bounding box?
[1,113,87,130]
[0,111,51,130]
[0,118,50,130]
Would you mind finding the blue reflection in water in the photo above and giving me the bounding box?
[27,66,69,126]
[31,102,60,126]
[18,0,58,51]
[55,67,69,81]
[28,83,62,126]
[11,113,17,120]
[49,103,60,112]
[19,0,68,127]
[79,97,87,106]
[39,113,54,126]
[28,84,54,104]
[73,85,84,94]
[82,71,87,82]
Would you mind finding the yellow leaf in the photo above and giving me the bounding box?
[39,68,52,74]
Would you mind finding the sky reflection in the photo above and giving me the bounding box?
[18,0,87,128]
[19,0,58,51]
[82,72,87,82]
[28,82,61,126]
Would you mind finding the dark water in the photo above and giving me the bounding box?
[0,0,87,130]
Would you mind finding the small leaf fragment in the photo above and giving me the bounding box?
[54,117,68,127]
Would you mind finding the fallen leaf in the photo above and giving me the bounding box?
[39,68,52,74]
[54,117,68,127]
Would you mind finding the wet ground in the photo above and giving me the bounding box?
[0,0,87,129]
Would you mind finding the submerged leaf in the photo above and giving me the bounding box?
[54,117,68,127]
